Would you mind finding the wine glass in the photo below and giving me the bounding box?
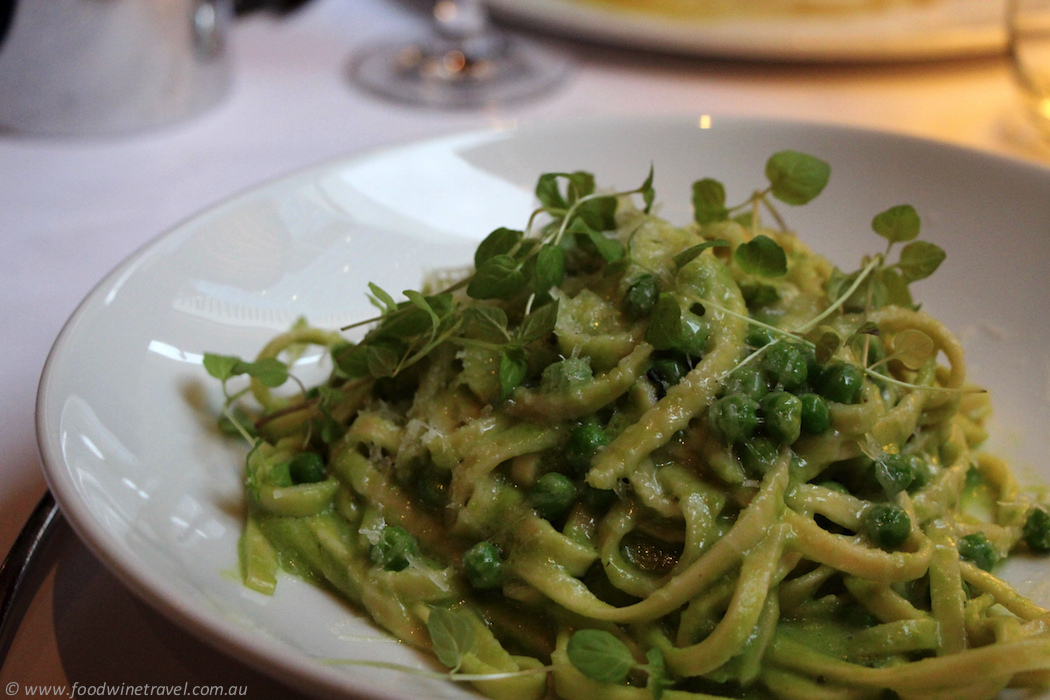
[350,0,570,109]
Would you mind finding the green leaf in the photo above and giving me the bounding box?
[891,328,935,370]
[365,343,402,378]
[535,173,566,210]
[673,239,729,269]
[879,268,913,309]
[765,150,830,206]
[568,218,624,262]
[739,281,779,308]
[645,293,683,351]
[518,299,560,344]
[532,243,566,295]
[807,326,842,365]
[474,228,523,267]
[466,305,510,342]
[467,254,527,300]
[897,240,945,282]
[367,283,398,315]
[236,358,288,387]
[566,629,634,685]
[427,607,476,674]
[536,171,595,210]
[498,348,528,401]
[853,321,880,337]
[576,195,618,232]
[872,204,920,243]
[644,647,674,700]
[333,343,370,378]
[640,165,656,214]
[203,353,242,381]
[692,178,729,224]
[735,235,787,277]
[404,290,440,334]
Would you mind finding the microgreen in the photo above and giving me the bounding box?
[765,150,831,206]
[329,167,653,399]
[735,235,787,277]
[691,150,829,230]
[566,629,673,699]
[672,239,729,269]
[427,607,476,674]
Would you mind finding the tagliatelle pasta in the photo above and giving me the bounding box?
[206,153,1050,700]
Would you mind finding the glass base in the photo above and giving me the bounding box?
[349,32,570,109]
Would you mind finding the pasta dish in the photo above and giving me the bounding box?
[206,151,1050,700]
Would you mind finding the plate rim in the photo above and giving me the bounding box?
[33,113,1050,700]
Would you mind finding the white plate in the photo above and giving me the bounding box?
[37,115,1050,700]
[489,0,1006,61]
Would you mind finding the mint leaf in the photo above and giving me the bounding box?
[566,629,633,684]
[897,240,945,282]
[203,353,242,381]
[575,195,618,232]
[692,178,729,224]
[536,171,596,210]
[872,204,920,243]
[517,299,559,343]
[428,607,476,674]
[644,647,674,700]
[475,227,523,267]
[765,150,830,206]
[532,243,566,295]
[735,235,787,277]
[235,358,288,387]
[498,348,528,401]
[468,254,526,300]
[645,293,683,351]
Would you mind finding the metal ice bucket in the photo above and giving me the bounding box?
[0,0,232,136]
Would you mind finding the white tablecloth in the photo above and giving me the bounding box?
[0,0,1044,695]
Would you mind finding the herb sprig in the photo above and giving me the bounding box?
[332,168,656,401]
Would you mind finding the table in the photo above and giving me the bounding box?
[0,0,1044,696]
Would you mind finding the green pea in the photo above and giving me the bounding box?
[288,452,326,485]
[907,455,933,491]
[762,343,808,392]
[722,364,769,401]
[760,391,802,445]
[646,353,690,398]
[463,541,504,589]
[624,274,659,319]
[564,423,610,474]
[677,311,710,357]
[709,394,760,445]
[817,361,864,404]
[862,504,911,550]
[370,525,419,572]
[874,454,914,498]
[738,436,780,475]
[798,392,831,435]
[1024,507,1050,553]
[529,472,577,521]
[958,533,998,572]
